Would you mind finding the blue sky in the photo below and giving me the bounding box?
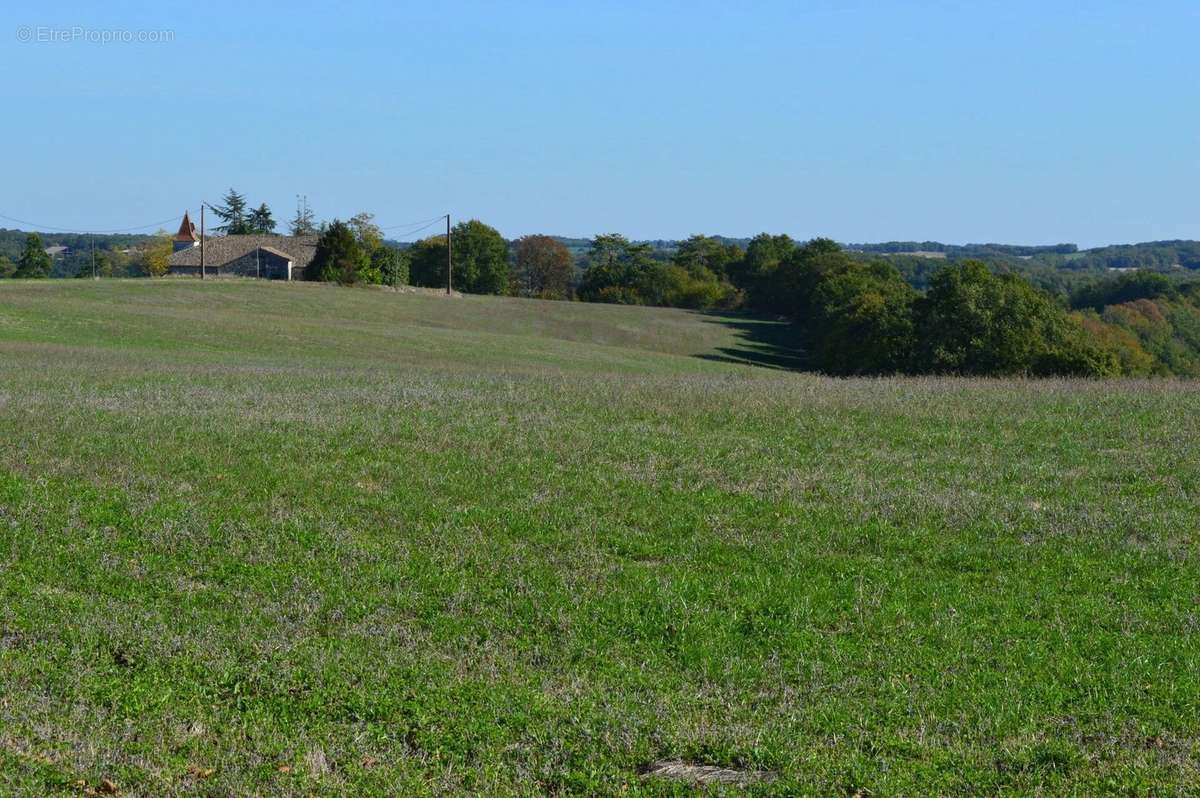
[2,1,1197,247]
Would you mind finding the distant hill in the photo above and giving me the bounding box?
[1068,240,1200,271]
[846,241,1079,258]
[0,228,157,278]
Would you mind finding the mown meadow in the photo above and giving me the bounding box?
[1,280,1197,795]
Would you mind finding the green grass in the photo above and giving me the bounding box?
[1,279,1198,796]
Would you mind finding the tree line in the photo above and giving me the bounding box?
[297,219,1200,378]
[7,199,1200,378]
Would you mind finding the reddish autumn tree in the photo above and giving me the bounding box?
[513,234,573,299]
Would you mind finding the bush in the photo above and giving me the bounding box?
[307,220,375,284]
[374,246,409,287]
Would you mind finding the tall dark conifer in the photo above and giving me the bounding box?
[212,188,251,234]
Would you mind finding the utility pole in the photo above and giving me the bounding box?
[446,213,452,295]
[200,204,206,280]
[90,233,96,279]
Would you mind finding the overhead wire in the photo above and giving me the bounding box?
[0,211,185,234]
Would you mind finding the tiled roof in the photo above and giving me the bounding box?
[257,245,295,260]
[175,212,198,242]
[168,234,319,272]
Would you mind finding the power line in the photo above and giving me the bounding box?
[382,217,447,239]
[0,211,183,235]
[378,214,447,232]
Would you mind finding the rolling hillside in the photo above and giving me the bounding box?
[1,281,1198,795]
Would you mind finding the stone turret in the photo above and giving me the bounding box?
[173,211,199,252]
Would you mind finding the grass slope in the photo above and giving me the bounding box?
[1,280,1198,796]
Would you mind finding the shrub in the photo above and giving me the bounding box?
[374,246,409,287]
[308,220,374,284]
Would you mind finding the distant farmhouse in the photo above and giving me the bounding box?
[168,212,317,280]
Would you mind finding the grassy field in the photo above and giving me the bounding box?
[1,279,1198,796]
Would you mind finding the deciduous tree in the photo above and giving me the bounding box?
[408,235,448,288]
[914,260,1116,376]
[349,212,384,256]
[451,220,509,294]
[513,235,573,298]
[673,234,742,281]
[142,230,173,277]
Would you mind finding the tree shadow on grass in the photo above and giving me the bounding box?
[693,311,811,372]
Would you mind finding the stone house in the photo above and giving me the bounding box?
[167,212,318,280]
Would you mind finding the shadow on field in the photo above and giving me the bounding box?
[694,311,809,371]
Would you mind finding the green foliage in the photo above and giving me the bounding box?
[374,245,409,287]
[15,233,52,278]
[407,235,448,289]
[288,195,318,236]
[913,261,1116,376]
[1072,240,1200,271]
[247,203,276,234]
[673,234,743,282]
[729,233,794,291]
[744,244,1121,377]
[211,188,251,235]
[142,231,173,277]
[95,246,133,279]
[577,235,655,305]
[751,237,841,316]
[451,220,509,294]
[807,259,918,375]
[578,234,737,309]
[1093,297,1200,376]
[0,229,156,280]
[307,220,376,284]
[349,212,384,256]
[852,240,1078,258]
[1075,312,1157,376]
[513,234,573,299]
[0,255,14,279]
[1070,270,1178,311]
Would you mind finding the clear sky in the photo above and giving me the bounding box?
[2,1,1197,247]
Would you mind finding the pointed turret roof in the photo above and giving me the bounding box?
[174,211,198,242]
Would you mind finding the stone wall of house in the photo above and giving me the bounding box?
[223,250,292,280]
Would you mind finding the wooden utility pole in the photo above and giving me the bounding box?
[200,204,206,280]
[445,213,452,295]
[90,234,96,279]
